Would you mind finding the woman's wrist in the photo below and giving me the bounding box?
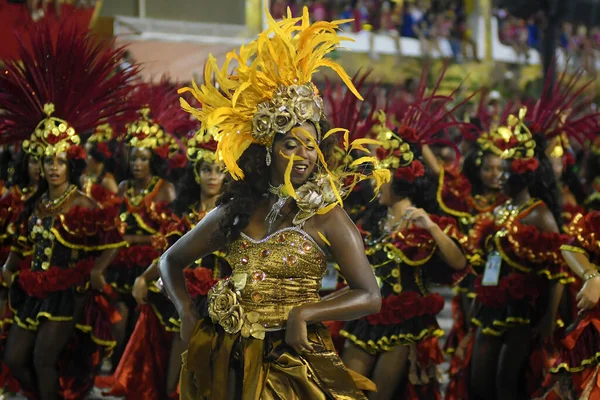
[583,270,600,282]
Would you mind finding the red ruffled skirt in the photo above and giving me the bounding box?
[538,307,600,399]
[3,259,119,399]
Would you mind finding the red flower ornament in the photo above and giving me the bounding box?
[510,158,539,174]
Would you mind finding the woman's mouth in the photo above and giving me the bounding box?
[292,164,309,175]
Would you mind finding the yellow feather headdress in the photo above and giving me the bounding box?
[178,6,363,180]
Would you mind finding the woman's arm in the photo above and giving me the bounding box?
[287,207,381,353]
[421,145,442,176]
[430,224,467,270]
[562,250,600,310]
[156,181,176,204]
[102,175,119,194]
[132,260,160,305]
[407,207,466,270]
[123,235,153,245]
[90,248,120,291]
[1,251,23,287]
[529,204,564,341]
[159,207,225,340]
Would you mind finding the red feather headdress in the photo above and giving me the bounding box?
[0,20,138,159]
[374,65,475,174]
[124,79,197,160]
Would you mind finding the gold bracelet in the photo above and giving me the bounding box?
[583,271,600,282]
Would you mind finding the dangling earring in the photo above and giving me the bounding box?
[266,150,272,166]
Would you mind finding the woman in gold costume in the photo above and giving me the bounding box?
[159,7,390,400]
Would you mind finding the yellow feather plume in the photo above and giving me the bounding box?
[178,6,362,180]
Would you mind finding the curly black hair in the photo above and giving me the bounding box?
[586,152,600,188]
[504,135,562,226]
[88,142,116,183]
[561,162,586,205]
[9,150,34,189]
[0,147,12,183]
[390,172,440,215]
[21,156,87,222]
[172,162,202,217]
[214,120,336,245]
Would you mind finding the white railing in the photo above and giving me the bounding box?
[114,14,551,65]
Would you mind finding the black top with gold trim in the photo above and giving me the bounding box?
[8,187,125,348]
[341,214,468,354]
[106,176,172,294]
[471,199,569,337]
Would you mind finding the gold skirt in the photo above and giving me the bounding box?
[180,318,371,400]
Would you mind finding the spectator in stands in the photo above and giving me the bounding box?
[450,0,480,62]
[309,0,328,21]
[414,5,443,60]
[576,24,596,75]
[401,0,423,38]
[373,0,403,63]
[338,2,353,31]
[270,0,289,20]
[502,16,529,63]
[353,0,369,33]
[366,0,382,59]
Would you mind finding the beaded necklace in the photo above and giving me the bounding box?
[40,184,77,213]
[126,176,159,207]
[494,198,537,226]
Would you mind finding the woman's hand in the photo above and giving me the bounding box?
[180,310,199,344]
[405,207,436,231]
[577,276,600,311]
[132,276,148,305]
[285,307,314,354]
[90,269,107,291]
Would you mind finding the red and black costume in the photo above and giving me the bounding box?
[342,215,467,399]
[538,211,600,399]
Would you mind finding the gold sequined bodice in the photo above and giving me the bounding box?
[226,227,327,331]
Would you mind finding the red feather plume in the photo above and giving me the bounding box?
[323,69,388,143]
[0,20,139,145]
[527,68,599,144]
[129,78,198,139]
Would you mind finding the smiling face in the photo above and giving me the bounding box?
[270,122,319,187]
[198,161,226,197]
[479,153,503,191]
[129,147,152,181]
[42,152,69,188]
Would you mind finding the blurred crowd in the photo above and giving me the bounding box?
[271,0,480,63]
[497,9,600,74]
